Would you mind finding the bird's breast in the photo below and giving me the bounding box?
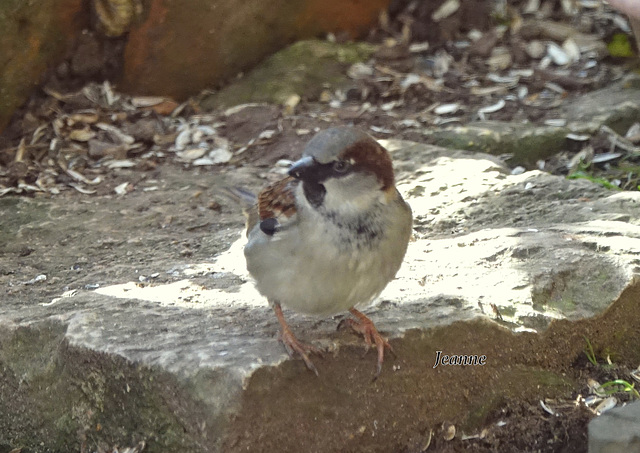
[245,199,411,316]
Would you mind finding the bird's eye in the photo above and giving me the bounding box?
[332,160,350,174]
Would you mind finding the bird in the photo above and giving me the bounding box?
[239,126,412,377]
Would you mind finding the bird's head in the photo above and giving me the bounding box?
[288,127,396,215]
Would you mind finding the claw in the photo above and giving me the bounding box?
[273,302,323,375]
[343,308,394,379]
[278,328,322,375]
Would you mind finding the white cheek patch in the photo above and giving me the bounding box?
[321,173,382,214]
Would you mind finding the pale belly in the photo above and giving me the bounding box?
[244,223,405,316]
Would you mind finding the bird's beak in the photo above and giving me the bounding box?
[288,156,315,180]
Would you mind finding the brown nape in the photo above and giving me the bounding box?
[341,140,395,191]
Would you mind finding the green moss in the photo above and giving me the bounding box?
[464,366,574,430]
[424,122,570,166]
[567,171,623,190]
[202,39,376,109]
[608,33,635,58]
[0,322,222,452]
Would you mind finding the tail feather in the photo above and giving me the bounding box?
[221,187,259,236]
[222,186,257,207]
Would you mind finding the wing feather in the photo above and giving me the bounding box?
[246,176,298,235]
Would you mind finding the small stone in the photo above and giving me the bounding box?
[589,401,640,453]
[347,62,373,79]
[442,422,456,441]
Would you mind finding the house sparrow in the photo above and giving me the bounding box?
[242,126,412,376]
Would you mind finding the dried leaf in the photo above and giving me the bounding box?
[102,80,118,106]
[131,96,167,107]
[207,148,233,164]
[105,160,137,169]
[526,40,546,59]
[175,129,192,150]
[478,99,506,114]
[69,112,100,124]
[95,123,135,145]
[223,103,268,116]
[283,94,301,115]
[69,127,97,142]
[594,396,617,415]
[31,123,49,145]
[0,187,18,197]
[432,0,460,21]
[259,130,277,140]
[591,152,623,164]
[347,62,374,79]
[149,99,179,115]
[114,182,132,195]
[562,38,581,63]
[177,148,207,161]
[61,163,102,185]
[191,157,216,166]
[487,49,512,71]
[153,132,178,146]
[544,118,567,127]
[408,42,430,53]
[15,138,26,162]
[470,85,508,96]
[539,399,556,415]
[547,42,570,65]
[435,103,461,115]
[69,183,97,194]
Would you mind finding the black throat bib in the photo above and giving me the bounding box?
[303,181,326,208]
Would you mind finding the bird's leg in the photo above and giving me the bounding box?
[273,302,323,375]
[341,308,395,378]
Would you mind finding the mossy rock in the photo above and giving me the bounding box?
[201,39,376,109]
[0,321,226,452]
[423,121,571,166]
[0,0,85,132]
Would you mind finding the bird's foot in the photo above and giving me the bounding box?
[278,327,324,376]
[273,302,323,375]
[340,308,395,379]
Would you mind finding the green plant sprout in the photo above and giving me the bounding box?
[584,336,598,366]
[598,379,640,400]
[567,171,623,191]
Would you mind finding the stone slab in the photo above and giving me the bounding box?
[1,140,640,450]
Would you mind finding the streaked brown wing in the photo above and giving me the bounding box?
[246,176,298,234]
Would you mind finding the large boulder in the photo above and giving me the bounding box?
[200,39,376,109]
[0,0,85,132]
[121,0,388,99]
